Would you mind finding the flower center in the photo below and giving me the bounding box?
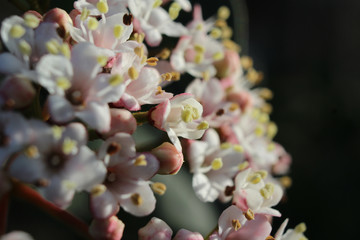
[66,89,84,106]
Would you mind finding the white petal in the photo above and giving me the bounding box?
[48,95,75,123]
[192,173,218,202]
[75,101,111,132]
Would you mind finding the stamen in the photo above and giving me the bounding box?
[255,170,268,179]
[260,183,275,199]
[259,88,273,100]
[18,40,31,56]
[96,0,109,14]
[146,57,159,66]
[134,46,144,58]
[294,223,307,233]
[194,45,205,53]
[91,184,107,197]
[169,2,181,20]
[24,145,39,158]
[62,137,77,155]
[231,219,241,231]
[128,67,139,80]
[211,158,223,170]
[113,24,124,39]
[87,17,99,30]
[266,236,275,240]
[156,48,171,59]
[151,182,167,195]
[218,6,231,20]
[24,13,40,28]
[254,125,264,137]
[279,176,292,188]
[194,53,204,64]
[222,39,241,52]
[130,193,143,206]
[221,26,233,39]
[244,208,255,220]
[197,121,209,130]
[60,44,71,59]
[220,142,232,149]
[241,56,253,70]
[108,74,123,86]
[196,23,203,31]
[258,113,269,123]
[233,144,244,153]
[213,51,224,61]
[10,24,25,39]
[155,86,164,95]
[97,55,108,67]
[229,103,239,112]
[170,72,180,81]
[181,104,200,123]
[134,154,147,166]
[247,173,262,184]
[153,0,162,8]
[52,126,63,140]
[261,103,273,114]
[62,180,76,190]
[80,8,90,21]
[56,77,71,90]
[202,71,210,81]
[238,161,249,171]
[107,142,121,155]
[267,142,275,152]
[133,32,145,43]
[267,122,278,139]
[210,28,222,39]
[161,73,172,81]
[246,69,263,84]
[46,39,60,54]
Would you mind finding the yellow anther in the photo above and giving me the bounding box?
[254,125,264,137]
[134,154,147,166]
[181,104,199,123]
[247,68,263,84]
[295,223,307,233]
[10,24,26,39]
[113,24,124,39]
[151,182,167,195]
[211,158,223,170]
[238,161,249,171]
[161,72,172,81]
[299,237,308,240]
[155,86,164,95]
[24,145,39,158]
[233,144,244,153]
[170,72,181,81]
[156,48,171,59]
[244,208,255,220]
[60,44,71,59]
[18,40,31,56]
[96,0,109,14]
[229,103,239,112]
[134,46,144,58]
[221,26,233,39]
[24,13,40,28]
[87,17,99,30]
[80,8,90,21]
[169,2,181,20]
[63,180,76,190]
[218,6,231,20]
[247,173,262,184]
[141,56,147,65]
[222,39,241,52]
[258,113,269,124]
[196,23,203,31]
[255,170,268,179]
[260,183,275,199]
[97,55,108,67]
[241,56,253,70]
[56,76,71,90]
[251,108,261,119]
[202,71,210,81]
[46,39,60,54]
[146,57,159,66]
[215,19,227,28]
[128,66,139,80]
[153,0,162,8]
[220,142,232,149]
[267,142,275,152]
[62,137,77,155]
[213,51,224,61]
[91,184,107,197]
[131,193,143,206]
[267,122,278,139]
[261,103,273,114]
[259,88,273,100]
[108,74,124,86]
[194,45,205,53]
[210,27,222,39]
[194,53,204,64]
[197,121,209,130]
[133,32,145,43]
[232,219,241,231]
[52,126,64,140]
[279,176,292,188]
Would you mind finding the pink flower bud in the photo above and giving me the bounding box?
[138,217,173,240]
[151,142,184,175]
[214,50,241,79]
[173,229,204,240]
[43,8,73,39]
[227,91,253,112]
[89,216,125,240]
[101,108,137,138]
[0,77,35,109]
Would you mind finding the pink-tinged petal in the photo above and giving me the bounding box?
[243,188,263,211]
[234,169,251,189]
[0,76,35,109]
[175,0,192,12]
[9,154,45,184]
[173,229,204,240]
[187,140,208,171]
[89,216,125,240]
[34,22,62,57]
[126,153,160,180]
[75,101,110,133]
[41,175,75,209]
[232,189,248,212]
[217,205,246,239]
[43,8,73,38]
[143,26,163,47]
[138,217,173,240]
[91,188,120,219]
[192,173,218,202]
[226,215,272,240]
[119,182,156,216]
[47,95,75,123]
[102,108,137,137]
[62,122,87,145]
[151,142,184,175]
[117,92,140,111]
[0,53,26,74]
[150,99,170,130]
[192,4,203,22]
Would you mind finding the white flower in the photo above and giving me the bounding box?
[275,219,309,240]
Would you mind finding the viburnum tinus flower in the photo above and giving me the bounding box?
[35,42,126,132]
[9,122,106,208]
[187,128,245,202]
[274,219,309,240]
[74,0,128,17]
[232,168,283,217]
[150,93,209,151]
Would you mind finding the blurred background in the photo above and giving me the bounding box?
[2,0,359,239]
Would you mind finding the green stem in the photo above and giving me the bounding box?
[10,181,93,239]
[133,111,149,126]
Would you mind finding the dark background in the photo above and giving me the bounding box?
[2,0,360,239]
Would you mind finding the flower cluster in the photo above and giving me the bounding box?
[0,1,308,240]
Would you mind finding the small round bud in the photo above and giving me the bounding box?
[151,142,184,175]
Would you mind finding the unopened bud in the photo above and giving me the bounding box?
[138,217,173,240]
[151,142,184,175]
[0,77,35,109]
[102,109,137,137]
[89,216,125,240]
[43,8,73,39]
